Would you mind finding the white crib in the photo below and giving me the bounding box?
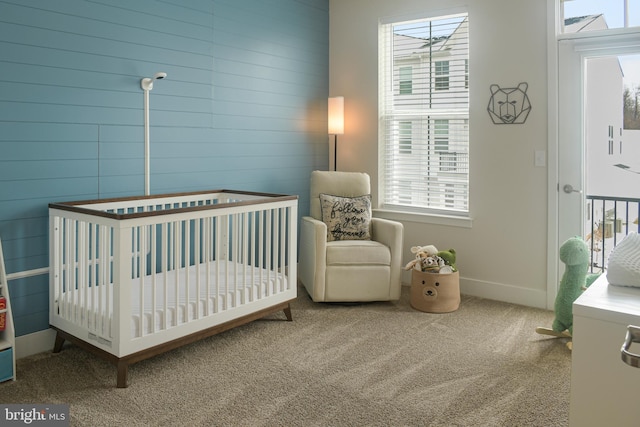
[49,189,297,387]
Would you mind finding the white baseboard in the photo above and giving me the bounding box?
[15,329,57,359]
[459,277,548,309]
[403,275,548,310]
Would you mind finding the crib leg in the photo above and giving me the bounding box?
[52,332,65,353]
[283,303,292,321]
[116,361,129,388]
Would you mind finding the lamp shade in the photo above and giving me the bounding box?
[328,96,344,135]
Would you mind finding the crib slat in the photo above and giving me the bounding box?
[173,221,180,324]
[74,220,82,324]
[106,225,114,339]
[98,225,105,336]
[232,213,238,308]
[162,222,169,330]
[90,223,97,332]
[258,210,264,297]
[80,221,88,328]
[184,219,191,321]
[266,209,272,298]
[58,218,66,319]
[251,211,257,298]
[72,220,78,322]
[241,213,247,305]
[151,223,157,335]
[139,225,146,337]
[221,215,229,310]
[276,208,281,292]
[205,217,212,316]
[64,218,72,320]
[274,208,286,292]
[194,219,201,320]
[278,208,282,293]
[214,216,221,312]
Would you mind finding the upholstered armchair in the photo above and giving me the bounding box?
[299,171,404,302]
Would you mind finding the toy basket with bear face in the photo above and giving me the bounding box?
[410,270,460,313]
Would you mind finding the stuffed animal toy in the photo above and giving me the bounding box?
[552,237,600,335]
[437,249,457,272]
[412,245,438,257]
[536,236,600,345]
[404,252,425,271]
[404,245,454,273]
[422,255,445,272]
[404,245,439,271]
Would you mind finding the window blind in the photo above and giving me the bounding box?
[379,13,469,215]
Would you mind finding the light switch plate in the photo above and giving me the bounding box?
[535,150,546,167]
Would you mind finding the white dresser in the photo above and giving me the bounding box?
[570,274,640,426]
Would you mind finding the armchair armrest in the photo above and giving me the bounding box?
[371,218,404,298]
[299,216,327,301]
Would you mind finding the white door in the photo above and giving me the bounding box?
[557,38,585,246]
[557,34,640,285]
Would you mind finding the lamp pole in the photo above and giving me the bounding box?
[334,134,338,171]
[328,96,344,171]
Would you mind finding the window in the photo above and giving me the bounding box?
[465,59,469,89]
[434,119,449,152]
[379,12,469,215]
[399,66,413,94]
[608,125,614,155]
[434,119,457,172]
[435,61,449,90]
[561,0,639,33]
[399,121,412,154]
[619,127,623,154]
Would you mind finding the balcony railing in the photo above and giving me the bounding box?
[586,195,640,273]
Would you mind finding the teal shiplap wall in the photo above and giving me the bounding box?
[0,0,329,336]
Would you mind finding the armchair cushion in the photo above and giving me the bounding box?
[319,193,372,241]
[326,240,391,266]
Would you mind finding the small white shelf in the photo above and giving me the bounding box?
[0,237,16,383]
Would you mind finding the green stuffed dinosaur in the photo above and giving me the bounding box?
[437,249,457,272]
[536,236,600,343]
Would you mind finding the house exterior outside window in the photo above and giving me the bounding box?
[379,12,469,216]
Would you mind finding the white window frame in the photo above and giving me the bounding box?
[377,10,472,228]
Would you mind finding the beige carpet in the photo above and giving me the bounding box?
[0,284,571,426]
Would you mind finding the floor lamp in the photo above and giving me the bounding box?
[328,96,344,171]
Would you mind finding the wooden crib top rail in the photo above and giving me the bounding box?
[49,189,298,220]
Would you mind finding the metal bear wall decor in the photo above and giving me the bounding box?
[487,82,531,124]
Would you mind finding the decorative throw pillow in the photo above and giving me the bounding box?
[319,193,372,241]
